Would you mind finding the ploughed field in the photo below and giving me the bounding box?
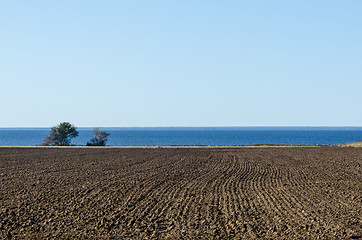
[0,147,361,239]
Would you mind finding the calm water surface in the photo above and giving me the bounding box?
[0,127,361,146]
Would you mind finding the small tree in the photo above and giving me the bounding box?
[86,128,110,146]
[43,122,79,146]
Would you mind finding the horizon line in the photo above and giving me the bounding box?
[1,126,362,129]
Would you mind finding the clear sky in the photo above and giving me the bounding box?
[1,1,361,127]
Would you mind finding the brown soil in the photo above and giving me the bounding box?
[0,147,361,239]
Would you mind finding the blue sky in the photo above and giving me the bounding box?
[0,1,361,127]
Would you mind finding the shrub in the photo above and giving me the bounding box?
[86,128,110,146]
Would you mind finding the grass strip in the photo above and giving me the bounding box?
[0,145,320,149]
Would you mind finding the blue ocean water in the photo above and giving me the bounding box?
[0,127,362,146]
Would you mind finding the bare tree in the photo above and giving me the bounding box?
[86,128,110,146]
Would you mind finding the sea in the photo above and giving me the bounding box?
[0,127,362,146]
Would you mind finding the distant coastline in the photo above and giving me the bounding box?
[1,126,362,131]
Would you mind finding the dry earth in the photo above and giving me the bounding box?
[0,147,361,239]
[340,142,362,148]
